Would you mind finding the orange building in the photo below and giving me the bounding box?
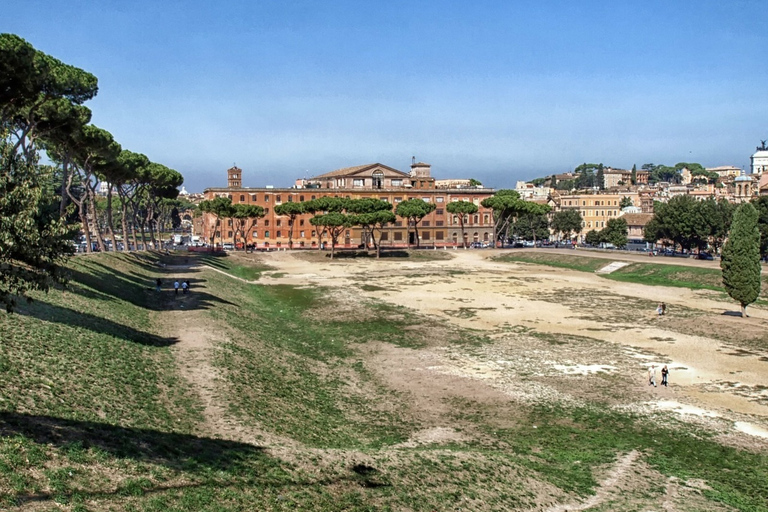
[201,162,498,249]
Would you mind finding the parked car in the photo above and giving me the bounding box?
[696,251,714,260]
[222,243,235,251]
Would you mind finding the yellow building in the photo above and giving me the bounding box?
[550,191,640,237]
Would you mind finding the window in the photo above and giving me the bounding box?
[300,219,305,226]
[311,195,316,200]
[265,230,270,238]
[264,208,269,214]
[484,214,489,223]
[422,197,430,202]
[353,179,365,187]
[277,219,282,226]
[473,215,479,224]
[277,231,281,238]
[582,200,586,206]
[300,231,305,238]
[395,221,403,227]
[436,220,444,226]
[436,197,444,203]
[423,221,430,227]
[265,220,270,226]
[391,179,402,186]
[436,209,444,215]
[276,195,282,204]
[436,231,444,240]
[227,219,232,226]
[227,231,232,237]
[300,195,305,202]
[422,231,431,240]
[381,232,389,241]
[311,230,316,237]
[252,231,258,239]
[394,232,403,241]
[372,171,384,189]
[265,195,270,202]
[240,195,245,202]
[394,197,402,203]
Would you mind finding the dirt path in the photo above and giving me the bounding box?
[153,267,290,448]
[543,450,640,512]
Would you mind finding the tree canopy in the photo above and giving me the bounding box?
[446,200,478,248]
[721,203,761,317]
[395,198,436,248]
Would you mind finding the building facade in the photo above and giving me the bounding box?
[201,163,498,249]
[550,191,640,237]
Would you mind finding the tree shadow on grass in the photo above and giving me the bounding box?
[64,263,235,312]
[0,411,279,506]
[0,412,386,507]
[17,300,180,347]
[0,411,267,470]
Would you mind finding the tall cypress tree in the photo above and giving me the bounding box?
[721,203,761,317]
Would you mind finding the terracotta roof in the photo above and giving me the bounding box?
[621,213,653,226]
[310,163,408,179]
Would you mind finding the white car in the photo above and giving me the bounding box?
[222,243,235,251]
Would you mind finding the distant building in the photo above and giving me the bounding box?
[752,140,768,176]
[201,163,498,248]
[707,165,741,178]
[515,181,550,201]
[549,191,640,238]
[602,168,632,188]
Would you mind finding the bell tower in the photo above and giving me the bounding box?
[227,165,242,188]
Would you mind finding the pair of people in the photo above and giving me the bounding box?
[173,280,191,295]
[656,302,667,316]
[649,365,669,387]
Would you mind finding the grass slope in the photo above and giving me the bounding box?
[0,252,765,511]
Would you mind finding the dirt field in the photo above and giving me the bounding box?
[252,248,768,446]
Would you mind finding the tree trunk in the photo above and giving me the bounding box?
[59,156,70,218]
[117,190,131,252]
[105,185,119,251]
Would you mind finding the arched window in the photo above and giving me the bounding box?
[372,170,384,189]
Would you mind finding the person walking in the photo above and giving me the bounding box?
[661,302,667,315]
[174,280,180,295]
[656,303,663,316]
[181,280,188,294]
[649,365,657,387]
[155,278,162,292]
[661,365,669,387]
[185,280,191,293]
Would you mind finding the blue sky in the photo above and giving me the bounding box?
[6,0,767,192]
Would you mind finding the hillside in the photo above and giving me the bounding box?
[0,250,767,511]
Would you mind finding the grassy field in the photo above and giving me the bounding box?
[0,252,766,510]
[495,251,768,297]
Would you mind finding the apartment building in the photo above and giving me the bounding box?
[201,163,497,249]
[550,191,640,234]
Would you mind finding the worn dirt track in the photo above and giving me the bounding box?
[258,248,768,437]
